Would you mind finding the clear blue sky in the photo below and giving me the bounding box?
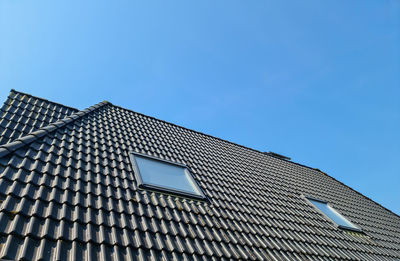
[1,1,399,214]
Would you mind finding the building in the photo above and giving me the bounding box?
[0,89,399,260]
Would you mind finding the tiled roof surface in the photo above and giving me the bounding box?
[0,90,399,260]
[0,90,78,145]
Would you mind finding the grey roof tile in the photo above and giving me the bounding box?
[0,90,78,146]
[0,92,399,260]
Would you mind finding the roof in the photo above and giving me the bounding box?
[0,89,399,260]
[0,90,78,145]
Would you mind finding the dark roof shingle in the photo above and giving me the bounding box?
[0,89,78,145]
[0,90,399,260]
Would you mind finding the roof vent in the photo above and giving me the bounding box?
[264,151,291,161]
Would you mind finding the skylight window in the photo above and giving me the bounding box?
[306,197,361,232]
[130,152,206,200]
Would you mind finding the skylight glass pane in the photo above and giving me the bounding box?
[308,198,359,230]
[133,154,201,196]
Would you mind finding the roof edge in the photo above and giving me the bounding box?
[0,100,110,158]
[2,91,397,219]
[9,89,79,112]
[317,169,400,219]
[111,104,400,218]
[110,103,322,170]
[110,104,269,152]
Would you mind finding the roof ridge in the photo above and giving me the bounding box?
[0,100,110,158]
[9,89,79,112]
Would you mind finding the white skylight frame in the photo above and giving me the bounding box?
[304,196,362,232]
[129,151,207,200]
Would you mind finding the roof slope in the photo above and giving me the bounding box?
[0,92,399,260]
[0,90,78,145]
